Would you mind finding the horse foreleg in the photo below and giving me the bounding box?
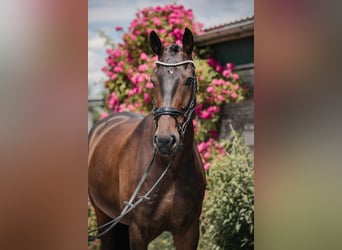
[128,223,151,250]
[93,206,130,250]
[172,220,200,250]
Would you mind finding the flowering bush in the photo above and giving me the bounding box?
[100,4,250,146]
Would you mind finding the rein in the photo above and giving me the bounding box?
[153,60,197,144]
[88,147,173,241]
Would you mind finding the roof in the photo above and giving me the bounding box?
[195,16,254,47]
[203,16,254,32]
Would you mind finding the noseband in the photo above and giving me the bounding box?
[152,60,197,144]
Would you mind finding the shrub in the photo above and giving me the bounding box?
[200,129,254,249]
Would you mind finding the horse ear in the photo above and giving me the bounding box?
[182,28,194,56]
[150,31,163,57]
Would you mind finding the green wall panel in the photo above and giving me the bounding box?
[212,37,254,66]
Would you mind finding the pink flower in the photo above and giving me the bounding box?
[204,163,210,171]
[132,73,149,85]
[198,142,209,153]
[128,89,136,96]
[134,30,142,35]
[212,79,219,86]
[199,110,213,119]
[153,17,161,26]
[112,49,122,58]
[215,64,223,73]
[207,57,216,67]
[222,69,231,78]
[194,103,203,115]
[204,152,210,159]
[146,82,154,89]
[159,28,166,34]
[127,104,135,111]
[100,112,108,119]
[105,58,112,65]
[206,86,214,93]
[208,106,220,113]
[219,148,226,156]
[140,52,149,61]
[119,104,127,112]
[192,119,198,132]
[233,73,239,80]
[155,6,163,12]
[115,26,123,31]
[147,28,152,35]
[221,89,231,95]
[231,92,237,99]
[113,65,123,73]
[212,79,224,86]
[107,93,120,111]
[174,19,182,25]
[217,95,225,102]
[144,93,150,103]
[226,81,231,87]
[137,86,143,94]
[226,63,234,70]
[111,73,117,80]
[234,84,240,90]
[138,64,148,72]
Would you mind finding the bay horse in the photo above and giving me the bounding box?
[88,28,206,250]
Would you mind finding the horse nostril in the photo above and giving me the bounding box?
[170,135,176,147]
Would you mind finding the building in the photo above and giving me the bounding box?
[195,16,254,149]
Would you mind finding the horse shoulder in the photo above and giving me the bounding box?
[88,112,144,218]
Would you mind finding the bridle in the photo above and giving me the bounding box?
[152,60,197,144]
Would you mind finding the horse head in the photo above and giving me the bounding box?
[149,28,197,157]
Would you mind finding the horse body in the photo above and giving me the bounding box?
[89,28,206,250]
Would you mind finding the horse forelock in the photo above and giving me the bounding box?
[160,44,191,63]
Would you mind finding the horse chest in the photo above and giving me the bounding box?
[137,180,201,231]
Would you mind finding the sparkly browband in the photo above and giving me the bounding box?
[155,60,195,67]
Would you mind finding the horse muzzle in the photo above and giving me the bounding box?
[153,134,179,156]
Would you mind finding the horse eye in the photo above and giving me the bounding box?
[185,77,194,86]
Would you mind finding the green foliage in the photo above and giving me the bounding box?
[200,130,254,249]
[148,232,175,250]
[88,199,101,250]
